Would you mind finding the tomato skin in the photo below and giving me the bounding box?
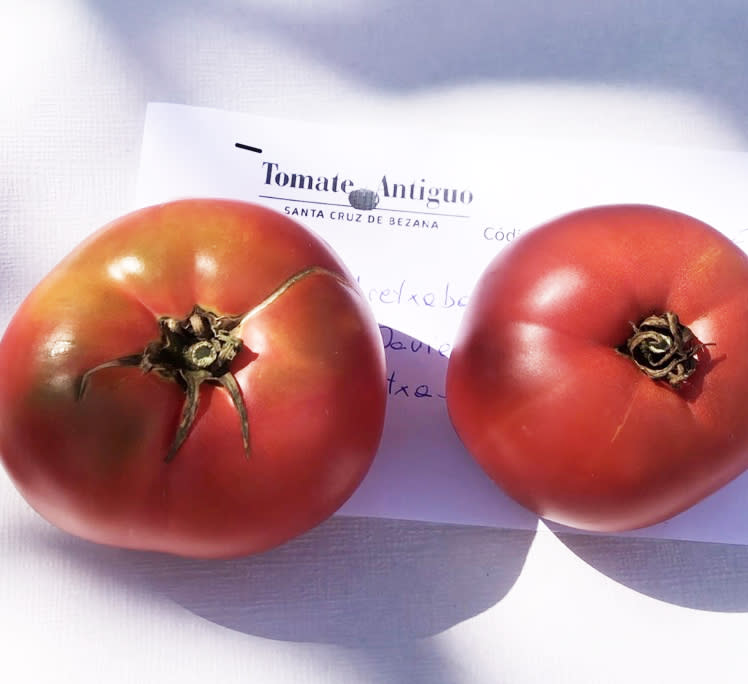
[447,205,748,532]
[0,199,386,558]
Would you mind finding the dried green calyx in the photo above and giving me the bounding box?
[77,266,347,462]
[617,312,711,388]
[78,305,248,463]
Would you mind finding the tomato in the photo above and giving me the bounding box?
[0,199,386,558]
[446,205,748,532]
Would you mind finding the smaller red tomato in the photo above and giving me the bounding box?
[447,205,748,532]
[0,200,387,558]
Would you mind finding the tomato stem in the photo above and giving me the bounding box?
[76,266,349,462]
[616,312,712,388]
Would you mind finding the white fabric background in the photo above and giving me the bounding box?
[1,1,747,682]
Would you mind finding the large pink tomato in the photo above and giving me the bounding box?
[0,199,386,557]
[447,205,748,532]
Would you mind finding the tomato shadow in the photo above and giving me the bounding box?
[551,529,748,612]
[21,514,521,683]
[159,518,533,646]
[34,516,533,649]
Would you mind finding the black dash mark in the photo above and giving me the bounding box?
[235,142,263,153]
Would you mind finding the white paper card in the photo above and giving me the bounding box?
[137,102,748,545]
